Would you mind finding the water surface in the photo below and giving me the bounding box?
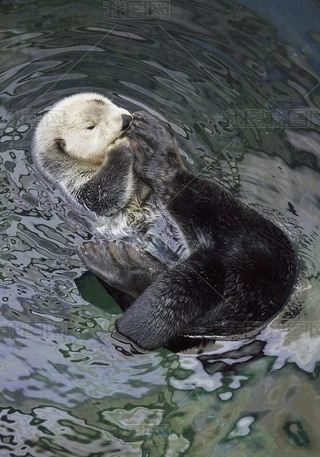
[0,0,320,456]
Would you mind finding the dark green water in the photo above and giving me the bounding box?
[0,0,320,456]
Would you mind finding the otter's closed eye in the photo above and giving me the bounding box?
[87,126,95,130]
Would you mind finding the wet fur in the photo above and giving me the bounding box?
[79,112,298,350]
[32,93,134,217]
[33,96,298,351]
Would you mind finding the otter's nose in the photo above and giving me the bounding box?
[121,114,133,130]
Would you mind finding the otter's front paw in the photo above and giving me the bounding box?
[108,136,131,150]
[129,111,177,156]
[104,136,134,170]
[127,111,183,185]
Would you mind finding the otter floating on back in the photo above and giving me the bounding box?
[32,93,298,351]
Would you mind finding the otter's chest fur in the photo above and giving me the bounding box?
[96,195,190,265]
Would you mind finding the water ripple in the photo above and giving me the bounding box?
[0,0,320,455]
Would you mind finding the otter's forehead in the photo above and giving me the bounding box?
[66,99,109,123]
[79,101,106,118]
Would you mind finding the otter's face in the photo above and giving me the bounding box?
[37,93,132,165]
[58,97,132,163]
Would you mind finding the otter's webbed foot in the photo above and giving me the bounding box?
[78,240,165,298]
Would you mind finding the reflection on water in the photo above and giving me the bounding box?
[0,0,320,455]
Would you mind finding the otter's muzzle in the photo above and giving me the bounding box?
[121,114,133,130]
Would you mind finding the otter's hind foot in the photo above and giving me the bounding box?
[78,240,165,298]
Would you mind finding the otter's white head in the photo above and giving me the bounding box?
[34,92,132,164]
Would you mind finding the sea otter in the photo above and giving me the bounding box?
[32,93,298,351]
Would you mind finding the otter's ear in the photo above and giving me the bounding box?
[54,138,66,152]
